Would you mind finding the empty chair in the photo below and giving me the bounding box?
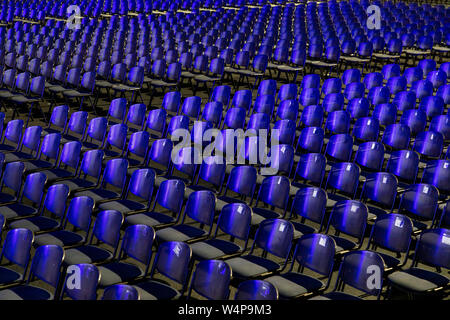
[132,241,192,300]
[419,96,444,119]
[61,264,100,300]
[421,160,449,196]
[0,245,64,300]
[310,251,384,300]
[429,115,450,141]
[265,233,335,299]
[325,162,360,200]
[352,117,379,142]
[300,104,324,127]
[156,190,216,243]
[187,260,231,300]
[367,213,413,272]
[387,228,449,298]
[225,219,294,280]
[102,285,139,300]
[191,203,252,261]
[293,153,326,188]
[325,134,354,162]
[296,127,324,154]
[360,172,398,220]
[412,130,444,159]
[322,93,345,113]
[398,184,439,232]
[235,280,279,300]
[382,124,411,151]
[400,109,427,137]
[347,98,370,119]
[354,142,385,173]
[97,225,155,287]
[326,110,350,134]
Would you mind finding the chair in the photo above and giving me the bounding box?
[352,117,379,142]
[4,125,42,163]
[0,228,34,288]
[322,93,344,113]
[235,280,279,300]
[310,250,384,300]
[382,124,411,151]
[0,171,46,221]
[325,134,354,162]
[265,233,335,299]
[132,241,192,300]
[429,115,449,141]
[97,224,155,287]
[9,183,69,233]
[187,260,231,300]
[220,165,257,205]
[421,160,449,197]
[387,228,449,298]
[400,109,427,137]
[63,210,124,266]
[0,245,64,300]
[125,179,185,229]
[225,219,294,280]
[367,213,413,272]
[102,285,139,300]
[74,158,128,204]
[251,176,290,226]
[39,141,82,184]
[354,141,385,173]
[61,264,100,300]
[325,162,360,200]
[398,184,439,233]
[97,168,155,215]
[191,203,252,261]
[412,130,444,159]
[325,200,368,254]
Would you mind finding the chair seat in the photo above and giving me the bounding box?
[309,291,362,300]
[277,65,303,72]
[265,272,325,299]
[238,70,265,77]
[340,56,370,63]
[403,49,431,56]
[133,280,181,300]
[251,207,282,225]
[151,80,177,87]
[5,151,34,163]
[0,285,53,300]
[181,71,195,78]
[330,235,358,253]
[191,238,243,260]
[97,199,147,215]
[194,75,221,82]
[0,192,17,204]
[433,45,450,52]
[266,62,280,69]
[63,245,114,265]
[98,262,144,287]
[156,224,207,243]
[24,159,54,172]
[290,221,317,239]
[95,80,113,88]
[48,85,69,93]
[74,188,120,203]
[309,60,338,68]
[111,84,141,91]
[125,211,176,228]
[9,216,60,233]
[387,267,449,293]
[0,266,24,286]
[374,251,402,270]
[373,53,401,59]
[226,254,281,279]
[9,95,40,103]
[63,90,92,97]
[34,230,85,247]
[0,144,17,152]
[39,168,74,182]
[0,203,38,220]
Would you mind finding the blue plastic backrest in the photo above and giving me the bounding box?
[254,219,294,258]
[44,184,69,218]
[370,213,413,253]
[190,259,231,300]
[22,171,47,203]
[64,264,99,300]
[152,241,192,286]
[93,210,123,247]
[217,203,252,240]
[1,228,34,268]
[184,190,216,226]
[2,161,25,192]
[295,233,335,276]
[121,224,155,264]
[328,200,368,239]
[29,245,64,288]
[65,196,94,231]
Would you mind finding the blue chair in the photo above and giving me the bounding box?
[429,115,450,141]
[354,141,385,173]
[0,228,34,288]
[300,104,323,127]
[39,141,82,184]
[344,82,365,100]
[144,109,167,138]
[98,224,155,287]
[33,195,94,248]
[0,245,64,300]
[352,117,379,142]
[382,123,411,151]
[61,264,100,300]
[97,168,155,215]
[0,171,46,221]
[0,119,24,152]
[4,125,42,163]
[325,200,368,254]
[274,119,296,146]
[293,153,326,188]
[347,97,370,119]
[235,280,279,300]
[102,285,139,300]
[133,241,192,300]
[387,228,449,298]
[265,233,335,299]
[419,96,444,119]
[421,160,449,197]
[63,210,123,266]
[74,158,128,203]
[398,184,439,233]
[187,260,231,300]
[191,202,252,261]
[252,176,290,226]
[202,101,223,127]
[393,91,416,112]
[191,157,226,193]
[9,183,69,232]
[326,162,360,200]
[326,110,350,134]
[325,134,354,162]
[156,190,216,243]
[225,219,294,280]
[360,171,398,219]
[310,250,384,300]
[412,130,444,159]
[342,68,361,86]
[252,95,275,119]
[367,213,413,272]
[220,165,257,205]
[322,93,344,113]
[277,83,298,102]
[125,179,185,229]
[0,161,25,205]
[372,103,397,127]
[400,109,427,137]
